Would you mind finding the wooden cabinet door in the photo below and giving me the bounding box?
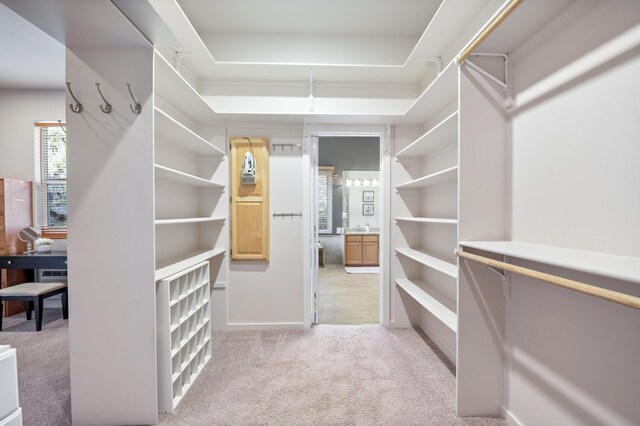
[362,241,379,266]
[345,241,363,266]
[230,137,269,261]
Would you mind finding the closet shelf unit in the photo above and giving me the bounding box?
[153,49,227,413]
[460,241,640,285]
[155,248,225,281]
[395,248,458,278]
[395,166,458,190]
[392,0,499,365]
[155,217,226,226]
[154,165,225,189]
[395,279,457,332]
[156,261,212,413]
[396,217,458,225]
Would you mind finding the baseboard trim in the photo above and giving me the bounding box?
[226,322,306,330]
[212,281,226,289]
[502,406,523,426]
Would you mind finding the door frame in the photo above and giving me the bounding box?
[302,125,391,327]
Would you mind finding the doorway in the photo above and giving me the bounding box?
[313,136,381,324]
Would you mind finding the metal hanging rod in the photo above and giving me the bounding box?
[272,143,302,151]
[66,82,83,113]
[272,212,303,219]
[456,0,523,65]
[456,247,640,310]
[95,82,112,114]
[126,83,142,114]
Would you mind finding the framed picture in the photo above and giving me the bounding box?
[363,191,374,202]
[363,204,374,216]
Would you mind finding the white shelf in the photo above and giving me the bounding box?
[473,0,574,54]
[395,248,457,278]
[410,0,499,61]
[155,217,225,226]
[154,52,217,124]
[155,164,224,189]
[155,248,225,281]
[395,278,457,332]
[396,111,458,159]
[396,166,458,190]
[155,108,224,158]
[459,241,640,285]
[399,61,458,125]
[395,217,458,225]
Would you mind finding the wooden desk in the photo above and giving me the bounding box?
[0,251,67,316]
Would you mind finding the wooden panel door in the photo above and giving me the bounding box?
[1,178,33,317]
[362,239,379,266]
[230,137,270,261]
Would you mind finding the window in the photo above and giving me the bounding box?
[317,167,334,234]
[34,122,67,238]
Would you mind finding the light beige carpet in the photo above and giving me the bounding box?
[1,311,504,425]
[160,326,504,425]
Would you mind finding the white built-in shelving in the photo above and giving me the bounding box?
[395,166,458,190]
[396,111,458,159]
[395,279,457,332]
[156,261,212,413]
[395,248,458,278]
[399,61,458,125]
[154,165,225,189]
[460,241,640,285]
[153,50,227,412]
[155,107,224,158]
[395,217,457,225]
[155,249,225,281]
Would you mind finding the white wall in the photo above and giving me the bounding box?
[504,1,640,424]
[0,89,65,180]
[224,125,306,329]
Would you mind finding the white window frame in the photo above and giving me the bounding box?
[317,167,334,234]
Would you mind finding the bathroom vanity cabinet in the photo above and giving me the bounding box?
[344,233,379,266]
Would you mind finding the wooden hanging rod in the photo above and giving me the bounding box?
[456,0,524,65]
[456,248,640,310]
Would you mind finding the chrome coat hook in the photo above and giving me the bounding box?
[95,82,112,114]
[126,83,142,114]
[66,82,83,113]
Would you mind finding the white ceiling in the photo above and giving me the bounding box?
[0,3,65,90]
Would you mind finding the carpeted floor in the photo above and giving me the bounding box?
[0,308,71,426]
[0,310,504,426]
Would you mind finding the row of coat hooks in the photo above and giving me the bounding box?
[272,212,303,219]
[66,81,142,115]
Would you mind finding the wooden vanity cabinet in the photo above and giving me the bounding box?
[344,234,379,266]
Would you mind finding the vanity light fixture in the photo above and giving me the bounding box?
[345,179,352,187]
[354,179,362,186]
[372,179,379,187]
[363,179,371,187]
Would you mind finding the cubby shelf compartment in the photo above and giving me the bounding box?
[155,248,225,282]
[396,111,458,159]
[399,61,458,125]
[157,261,212,413]
[155,164,225,189]
[395,278,457,332]
[155,217,225,226]
[396,166,458,190]
[154,52,217,124]
[155,107,224,158]
[459,241,640,285]
[395,248,458,278]
[396,217,458,225]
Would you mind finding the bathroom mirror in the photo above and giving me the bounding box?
[18,227,41,253]
[342,171,380,232]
